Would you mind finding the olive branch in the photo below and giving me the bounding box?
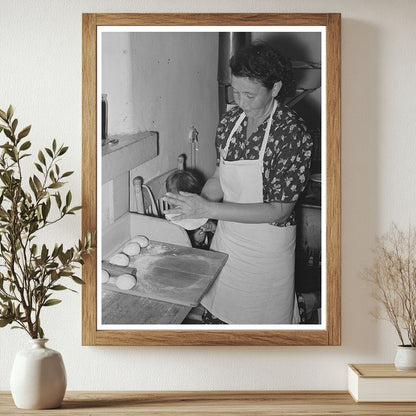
[0,105,95,339]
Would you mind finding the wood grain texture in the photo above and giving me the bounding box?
[1,391,416,415]
[82,13,98,346]
[350,364,416,378]
[95,13,331,27]
[81,13,342,346]
[325,13,342,346]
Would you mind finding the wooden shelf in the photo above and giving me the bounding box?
[1,391,416,415]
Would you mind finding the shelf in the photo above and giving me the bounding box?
[1,391,415,415]
[102,131,157,184]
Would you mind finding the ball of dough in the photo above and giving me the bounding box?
[116,273,136,290]
[109,253,129,267]
[131,235,149,248]
[122,242,141,256]
[101,269,110,284]
[165,214,208,230]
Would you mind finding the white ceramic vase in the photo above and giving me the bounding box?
[394,345,416,371]
[10,338,67,409]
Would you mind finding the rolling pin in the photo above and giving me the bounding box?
[132,176,144,214]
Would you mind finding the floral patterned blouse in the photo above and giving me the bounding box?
[215,102,313,227]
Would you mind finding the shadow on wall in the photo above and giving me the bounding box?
[340,19,381,355]
[254,31,322,131]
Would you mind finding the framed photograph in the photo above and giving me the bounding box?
[82,13,341,346]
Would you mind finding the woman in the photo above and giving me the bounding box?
[164,42,313,324]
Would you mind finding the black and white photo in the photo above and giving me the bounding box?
[81,13,341,346]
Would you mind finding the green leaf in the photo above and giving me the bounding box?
[51,244,59,258]
[0,293,12,302]
[19,140,31,151]
[17,125,31,140]
[58,146,68,156]
[65,191,72,207]
[61,171,74,178]
[0,109,7,121]
[0,317,13,327]
[41,202,50,220]
[41,244,48,262]
[38,325,44,339]
[52,139,57,152]
[48,182,64,189]
[50,270,58,281]
[45,148,53,158]
[38,150,46,165]
[69,206,82,213]
[58,250,67,264]
[6,105,14,122]
[29,222,39,234]
[29,177,38,197]
[4,129,12,140]
[0,142,12,149]
[34,163,43,174]
[11,118,18,133]
[55,192,62,208]
[43,299,62,307]
[50,284,68,291]
[71,276,85,285]
[33,175,43,192]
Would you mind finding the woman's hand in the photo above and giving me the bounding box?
[163,192,210,221]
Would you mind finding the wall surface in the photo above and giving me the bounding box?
[100,31,218,223]
[102,31,218,179]
[1,0,416,391]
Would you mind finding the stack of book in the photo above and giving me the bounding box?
[348,364,416,402]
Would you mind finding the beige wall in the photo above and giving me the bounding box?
[1,0,416,392]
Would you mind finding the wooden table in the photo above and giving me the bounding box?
[1,391,416,415]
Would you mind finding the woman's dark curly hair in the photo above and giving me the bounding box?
[229,41,295,98]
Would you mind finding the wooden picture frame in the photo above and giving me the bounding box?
[82,13,341,346]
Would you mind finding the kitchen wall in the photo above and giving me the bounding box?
[102,32,218,178]
[101,31,218,223]
[1,0,416,391]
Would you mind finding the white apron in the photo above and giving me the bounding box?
[201,101,299,324]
